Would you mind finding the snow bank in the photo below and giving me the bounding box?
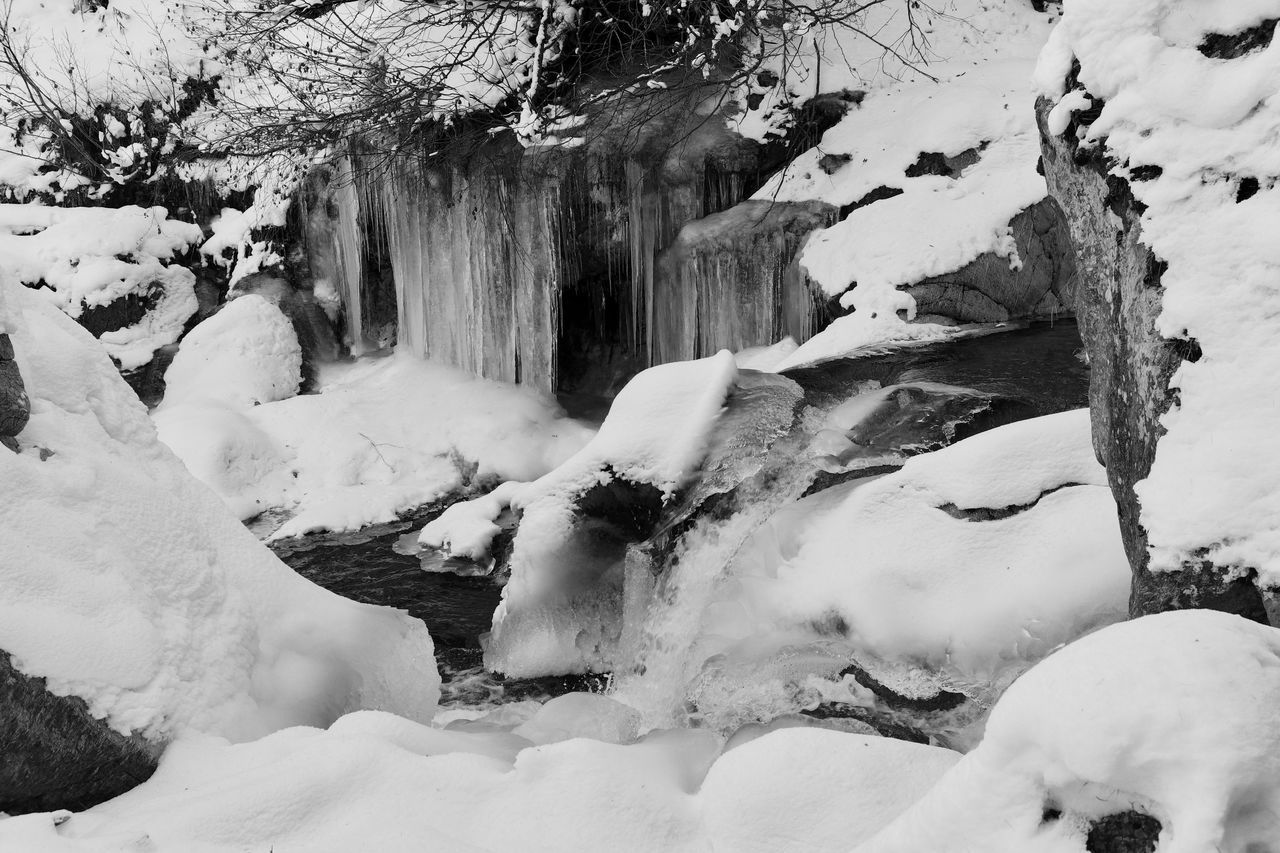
[769,410,1125,686]
[748,0,1055,359]
[0,204,202,369]
[858,610,1280,853]
[1036,0,1280,584]
[156,350,592,536]
[0,278,439,742]
[0,708,962,853]
[663,409,1128,735]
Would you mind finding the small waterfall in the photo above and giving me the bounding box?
[612,430,819,729]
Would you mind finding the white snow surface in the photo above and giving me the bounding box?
[677,409,1129,733]
[747,0,1055,358]
[0,714,961,853]
[0,278,439,741]
[159,294,302,409]
[0,204,202,369]
[155,349,593,536]
[1036,0,1280,584]
[858,610,1280,853]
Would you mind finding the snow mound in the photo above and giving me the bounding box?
[1035,0,1280,582]
[0,707,963,853]
[772,409,1125,686]
[859,610,1280,853]
[670,409,1127,736]
[0,278,439,742]
[0,204,202,369]
[156,351,592,535]
[159,294,302,408]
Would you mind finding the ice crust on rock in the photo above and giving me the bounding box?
[0,277,440,742]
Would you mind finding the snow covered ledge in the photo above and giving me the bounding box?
[1034,0,1280,620]
[0,278,440,811]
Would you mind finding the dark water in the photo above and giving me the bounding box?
[269,512,607,703]
[270,320,1087,702]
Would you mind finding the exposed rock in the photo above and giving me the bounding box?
[75,289,161,338]
[902,197,1078,324]
[0,650,160,814]
[0,333,30,439]
[1035,94,1266,620]
[1198,18,1278,59]
[1084,811,1162,853]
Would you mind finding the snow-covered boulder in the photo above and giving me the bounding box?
[0,278,439,811]
[857,610,1280,852]
[1036,0,1280,619]
[0,204,202,371]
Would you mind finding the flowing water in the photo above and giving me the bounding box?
[270,320,1089,713]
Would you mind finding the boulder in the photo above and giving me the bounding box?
[0,650,160,814]
[903,197,1077,324]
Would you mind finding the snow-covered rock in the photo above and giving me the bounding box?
[0,277,440,806]
[858,610,1280,852]
[0,204,202,370]
[1035,0,1280,617]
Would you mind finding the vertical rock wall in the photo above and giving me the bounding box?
[1035,96,1267,621]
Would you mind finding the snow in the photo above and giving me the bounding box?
[0,276,439,742]
[155,350,593,537]
[769,410,1125,686]
[415,353,742,678]
[159,295,302,409]
[419,351,740,561]
[0,706,963,853]
[648,409,1128,737]
[858,610,1280,852]
[0,204,202,369]
[743,0,1055,361]
[1035,0,1280,583]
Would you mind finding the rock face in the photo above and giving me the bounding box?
[904,197,1078,324]
[0,333,29,450]
[1035,96,1266,620]
[0,650,160,813]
